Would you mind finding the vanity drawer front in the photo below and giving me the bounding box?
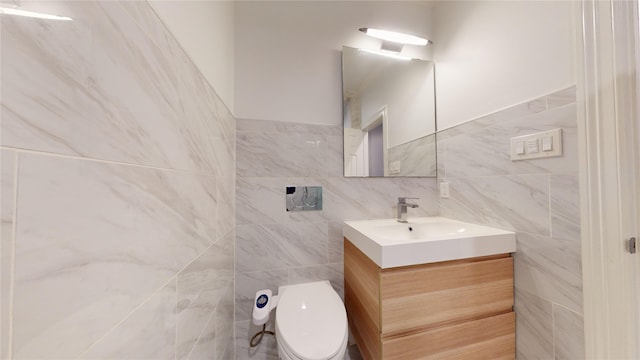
[380,255,514,335]
[381,311,515,360]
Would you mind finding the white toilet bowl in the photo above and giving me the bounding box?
[275,281,348,360]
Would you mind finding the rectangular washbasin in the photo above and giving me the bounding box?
[343,217,516,268]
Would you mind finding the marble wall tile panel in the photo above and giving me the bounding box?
[236,118,341,136]
[235,270,289,323]
[327,134,345,178]
[437,86,575,143]
[1,1,188,168]
[217,176,236,238]
[387,135,437,177]
[237,176,438,227]
[236,222,328,273]
[235,320,279,360]
[550,174,581,241]
[215,281,235,360]
[320,177,439,222]
[235,263,344,325]
[547,87,577,109]
[328,221,345,263]
[2,1,235,358]
[115,0,182,58]
[436,97,547,141]
[288,263,344,299]
[441,104,578,178]
[236,120,342,179]
[553,304,585,360]
[514,232,583,314]
[79,279,177,359]
[236,177,288,226]
[1,4,94,152]
[514,288,554,360]
[440,175,551,236]
[12,154,217,358]
[1,1,232,177]
[436,136,447,178]
[177,52,229,176]
[177,235,233,360]
[186,311,216,360]
[1,150,16,359]
[237,131,328,178]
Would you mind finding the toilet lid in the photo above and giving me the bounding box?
[276,281,347,360]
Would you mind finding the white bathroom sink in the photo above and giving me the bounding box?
[343,217,516,268]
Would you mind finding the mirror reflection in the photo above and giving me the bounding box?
[342,46,437,177]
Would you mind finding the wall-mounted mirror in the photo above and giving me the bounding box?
[342,46,436,177]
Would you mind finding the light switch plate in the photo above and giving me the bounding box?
[440,182,450,198]
[510,128,562,161]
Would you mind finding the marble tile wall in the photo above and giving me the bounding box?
[0,1,234,359]
[438,86,585,359]
[235,118,439,359]
[387,134,437,177]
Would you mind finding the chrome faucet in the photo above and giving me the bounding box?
[397,197,419,223]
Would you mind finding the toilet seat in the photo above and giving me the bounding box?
[276,281,348,360]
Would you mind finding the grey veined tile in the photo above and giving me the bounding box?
[288,263,344,300]
[236,177,287,226]
[440,175,551,237]
[12,154,217,358]
[514,288,554,360]
[235,223,328,273]
[0,1,226,174]
[177,236,233,360]
[553,304,585,360]
[550,174,581,241]
[546,86,576,109]
[235,270,288,323]
[80,279,177,359]
[235,320,279,360]
[442,104,578,178]
[514,232,582,313]
[1,150,16,360]
[236,127,328,178]
[215,282,235,360]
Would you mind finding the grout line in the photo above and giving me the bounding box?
[7,151,20,359]
[549,175,554,239]
[0,147,220,178]
[434,172,578,181]
[175,272,178,360]
[77,238,220,358]
[552,302,584,317]
[551,302,556,359]
[183,304,217,360]
[76,274,178,358]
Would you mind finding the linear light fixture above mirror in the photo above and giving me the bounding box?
[360,48,412,61]
[0,7,72,20]
[359,28,430,46]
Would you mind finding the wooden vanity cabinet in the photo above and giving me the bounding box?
[344,238,515,360]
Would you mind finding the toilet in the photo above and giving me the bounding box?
[275,281,348,360]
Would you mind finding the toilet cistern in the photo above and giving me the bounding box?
[397,197,419,223]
